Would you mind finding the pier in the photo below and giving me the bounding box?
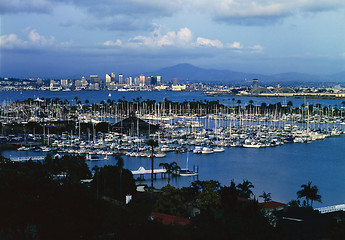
[315,204,345,214]
[10,156,46,162]
[132,166,167,180]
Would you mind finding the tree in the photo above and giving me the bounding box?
[91,165,136,200]
[259,192,272,202]
[297,181,322,207]
[159,161,181,185]
[154,185,187,216]
[116,155,124,201]
[145,139,158,201]
[237,180,254,199]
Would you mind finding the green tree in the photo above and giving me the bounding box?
[92,165,136,200]
[159,161,181,185]
[237,180,254,199]
[116,155,124,201]
[154,185,187,216]
[297,181,322,207]
[259,192,272,202]
[145,139,158,201]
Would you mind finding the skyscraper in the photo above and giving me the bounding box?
[139,75,145,86]
[111,73,116,82]
[105,74,111,86]
[119,74,124,84]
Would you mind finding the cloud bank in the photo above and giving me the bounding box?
[1,0,344,27]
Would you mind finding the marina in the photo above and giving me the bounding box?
[1,90,345,207]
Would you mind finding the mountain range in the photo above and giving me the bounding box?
[146,63,345,85]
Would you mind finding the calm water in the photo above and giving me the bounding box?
[1,90,345,207]
[1,90,344,108]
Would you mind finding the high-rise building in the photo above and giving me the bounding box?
[157,76,161,85]
[111,73,116,82]
[61,79,68,87]
[146,77,151,86]
[134,77,140,85]
[81,76,88,88]
[75,80,82,88]
[118,74,124,84]
[139,75,145,86]
[90,75,100,84]
[173,78,178,86]
[150,76,157,86]
[105,74,111,87]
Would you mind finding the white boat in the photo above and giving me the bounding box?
[201,146,213,154]
[242,138,263,148]
[213,147,225,153]
[193,146,203,154]
[86,154,108,161]
[179,152,198,176]
[154,152,166,158]
[179,169,199,176]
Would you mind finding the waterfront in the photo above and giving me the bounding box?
[1,90,345,208]
[2,134,345,208]
[1,90,344,108]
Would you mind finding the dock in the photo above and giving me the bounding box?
[132,166,167,180]
[10,156,46,162]
[315,204,345,214]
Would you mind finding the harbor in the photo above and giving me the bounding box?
[1,91,345,207]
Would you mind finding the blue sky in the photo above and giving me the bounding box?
[1,0,345,78]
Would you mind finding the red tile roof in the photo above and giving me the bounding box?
[259,201,287,209]
[151,212,191,226]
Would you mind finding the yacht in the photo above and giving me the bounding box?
[213,147,225,153]
[193,146,203,154]
[201,146,213,154]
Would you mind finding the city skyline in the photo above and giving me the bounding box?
[1,0,345,78]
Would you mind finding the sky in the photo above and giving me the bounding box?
[1,0,345,79]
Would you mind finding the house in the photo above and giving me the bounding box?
[150,212,191,226]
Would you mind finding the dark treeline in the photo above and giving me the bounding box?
[0,154,344,240]
[10,97,345,117]
[2,97,345,137]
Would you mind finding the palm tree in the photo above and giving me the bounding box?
[259,192,272,202]
[145,139,158,200]
[236,180,254,199]
[92,165,100,199]
[297,181,322,207]
[236,100,242,114]
[115,155,124,201]
[159,162,181,185]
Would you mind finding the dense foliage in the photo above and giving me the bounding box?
[0,154,344,239]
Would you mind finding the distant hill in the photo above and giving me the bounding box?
[144,63,345,85]
[147,63,263,83]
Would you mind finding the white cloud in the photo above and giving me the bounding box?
[105,27,263,55]
[177,27,193,44]
[196,37,224,48]
[127,26,194,48]
[227,42,243,49]
[104,40,122,47]
[27,28,55,45]
[0,28,69,50]
[0,34,27,49]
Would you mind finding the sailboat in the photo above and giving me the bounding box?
[179,152,198,176]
